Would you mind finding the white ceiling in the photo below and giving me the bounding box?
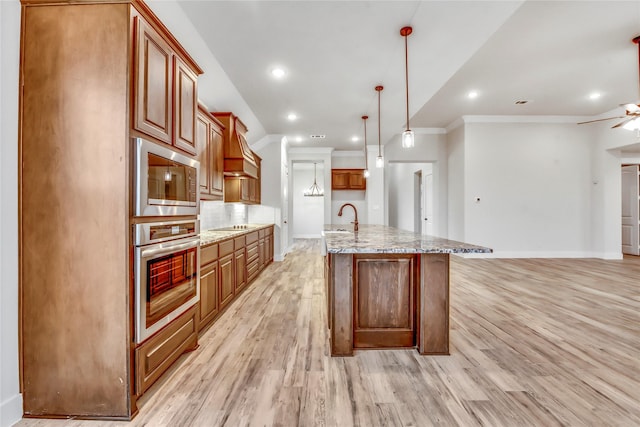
[178,0,640,150]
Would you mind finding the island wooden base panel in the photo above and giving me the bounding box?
[15,240,640,426]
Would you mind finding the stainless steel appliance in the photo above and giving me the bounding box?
[134,137,199,217]
[134,219,200,343]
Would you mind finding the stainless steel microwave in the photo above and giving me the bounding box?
[134,138,199,217]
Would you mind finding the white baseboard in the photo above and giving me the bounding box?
[1,392,22,427]
[458,251,622,260]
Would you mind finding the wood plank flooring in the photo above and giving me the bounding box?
[16,241,640,426]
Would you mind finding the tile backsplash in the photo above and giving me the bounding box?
[200,201,278,231]
[200,201,247,230]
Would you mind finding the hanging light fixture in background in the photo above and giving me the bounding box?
[303,162,324,197]
[362,115,370,178]
[375,85,384,168]
[400,26,414,148]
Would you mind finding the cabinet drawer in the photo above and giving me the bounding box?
[246,242,259,262]
[258,229,265,239]
[266,226,273,236]
[246,231,259,245]
[219,239,234,257]
[201,243,218,266]
[135,305,197,395]
[247,258,260,280]
[234,235,245,250]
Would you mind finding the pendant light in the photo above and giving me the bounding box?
[362,115,370,178]
[303,162,324,197]
[400,26,414,148]
[375,85,384,168]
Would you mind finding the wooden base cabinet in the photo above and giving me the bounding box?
[198,226,274,333]
[327,253,449,357]
[135,306,198,395]
[199,243,219,328]
[19,0,201,419]
[219,253,235,311]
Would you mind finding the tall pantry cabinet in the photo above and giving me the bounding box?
[19,0,202,419]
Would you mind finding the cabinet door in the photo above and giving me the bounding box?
[258,238,266,270]
[210,124,224,196]
[235,250,246,292]
[134,18,172,144]
[349,171,366,190]
[173,56,198,155]
[265,235,272,262]
[332,171,349,189]
[199,261,218,328]
[219,254,235,310]
[196,113,210,195]
[241,179,251,203]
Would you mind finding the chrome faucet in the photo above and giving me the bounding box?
[338,203,359,232]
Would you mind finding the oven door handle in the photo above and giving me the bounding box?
[139,238,200,259]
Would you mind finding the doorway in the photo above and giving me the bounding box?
[292,161,325,238]
[621,164,639,255]
[388,162,436,235]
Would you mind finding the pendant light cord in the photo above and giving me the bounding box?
[362,116,368,170]
[404,33,410,131]
[376,86,383,156]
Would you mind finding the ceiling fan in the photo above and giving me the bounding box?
[578,35,640,130]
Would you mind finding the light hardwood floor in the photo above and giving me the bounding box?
[16,240,640,426]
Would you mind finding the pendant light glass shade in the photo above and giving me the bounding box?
[375,85,384,168]
[402,130,415,148]
[401,26,414,149]
[303,163,324,197]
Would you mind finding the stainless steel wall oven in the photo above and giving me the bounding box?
[134,219,200,343]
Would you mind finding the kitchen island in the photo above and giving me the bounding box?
[322,224,491,356]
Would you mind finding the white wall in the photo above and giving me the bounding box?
[252,135,286,260]
[446,126,465,241]
[385,131,448,237]
[365,145,385,225]
[463,122,594,256]
[292,163,325,238]
[1,1,22,426]
[388,162,432,232]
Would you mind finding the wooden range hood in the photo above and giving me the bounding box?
[212,112,258,179]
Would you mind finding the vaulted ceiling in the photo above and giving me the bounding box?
[178,0,640,150]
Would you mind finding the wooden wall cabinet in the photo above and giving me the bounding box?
[19,1,202,419]
[133,17,199,155]
[331,169,366,190]
[224,153,261,204]
[196,104,224,200]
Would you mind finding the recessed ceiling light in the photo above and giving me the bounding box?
[351,136,359,142]
[467,90,479,99]
[515,100,529,105]
[287,113,297,121]
[295,136,302,142]
[589,92,601,100]
[271,67,286,79]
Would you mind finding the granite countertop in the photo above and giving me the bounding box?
[200,223,274,246]
[322,224,492,254]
